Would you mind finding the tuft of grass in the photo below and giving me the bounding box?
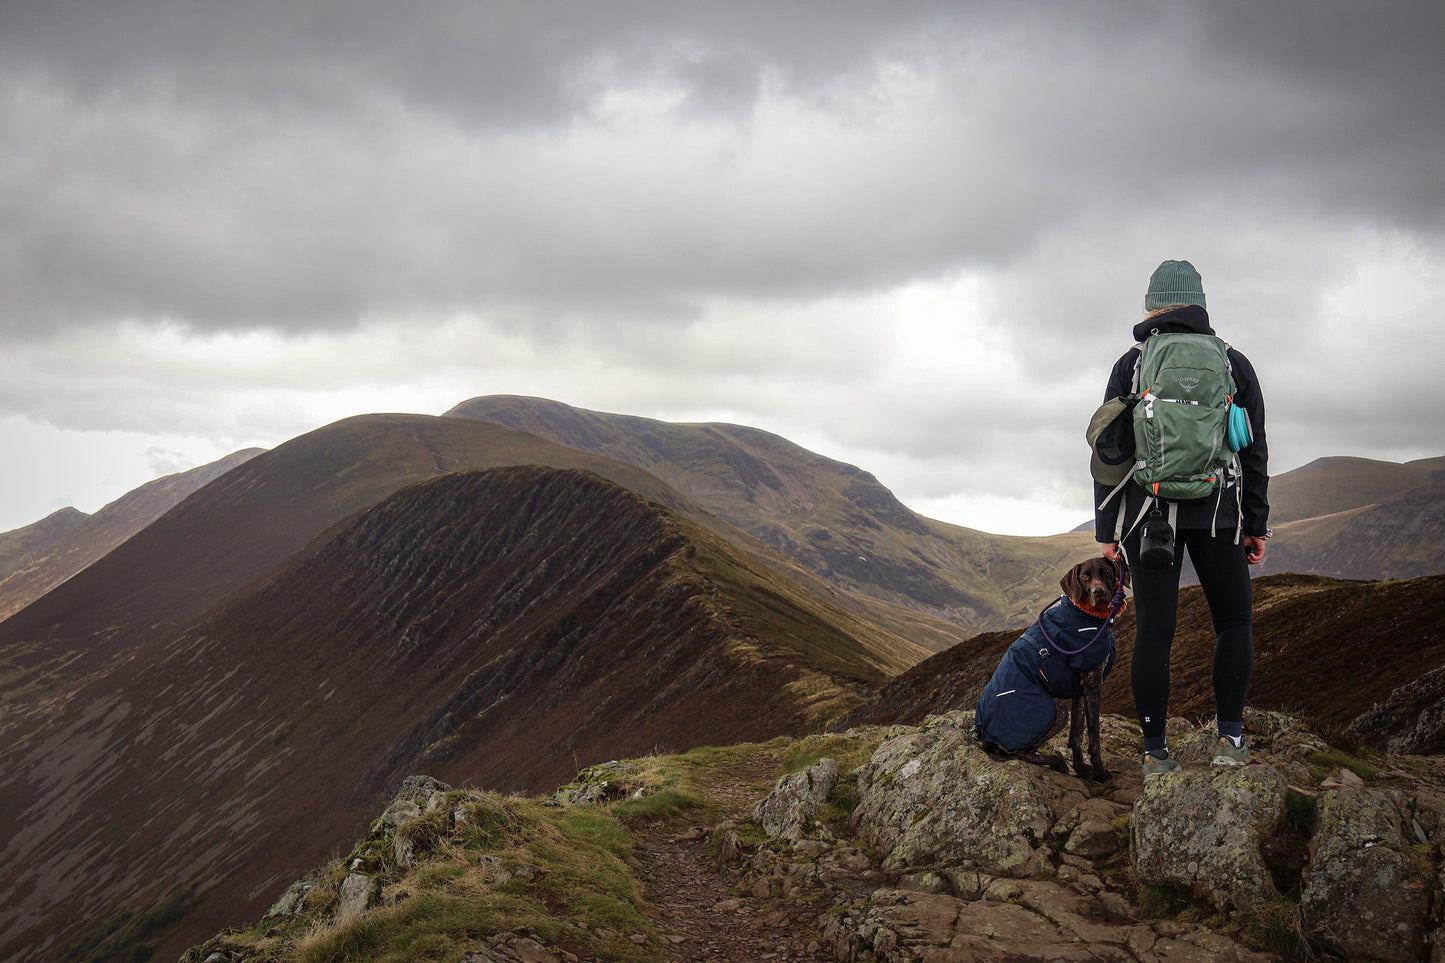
[549,805,634,860]
[1304,749,1375,782]
[1241,899,1316,961]
[611,788,703,822]
[780,731,882,777]
[453,795,523,850]
[1136,882,1195,919]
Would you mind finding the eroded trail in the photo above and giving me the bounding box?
[629,748,836,962]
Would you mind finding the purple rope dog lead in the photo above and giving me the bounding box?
[1036,560,1129,656]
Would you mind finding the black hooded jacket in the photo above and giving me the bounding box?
[1093,305,1270,541]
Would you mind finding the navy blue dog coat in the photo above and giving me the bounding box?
[974,596,1117,753]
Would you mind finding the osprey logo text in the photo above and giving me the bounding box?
[1178,375,1202,390]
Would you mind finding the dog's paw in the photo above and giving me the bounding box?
[1024,751,1070,774]
[1071,762,1113,783]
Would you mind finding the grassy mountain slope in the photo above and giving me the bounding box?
[0,449,265,620]
[0,466,925,963]
[1144,453,1445,586]
[446,395,1098,633]
[0,507,88,583]
[1264,479,1445,581]
[1267,454,1445,524]
[835,571,1445,754]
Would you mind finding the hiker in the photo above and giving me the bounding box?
[1093,259,1270,779]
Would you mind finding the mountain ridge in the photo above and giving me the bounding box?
[0,414,728,704]
[1266,453,1445,524]
[1,396,1443,961]
[445,395,1097,633]
[5,401,1440,640]
[0,465,925,963]
[0,448,264,621]
[0,506,87,582]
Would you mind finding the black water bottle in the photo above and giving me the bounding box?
[1139,510,1175,570]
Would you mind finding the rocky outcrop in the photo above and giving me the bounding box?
[184,710,1445,963]
[1348,662,1445,755]
[739,709,1445,963]
[751,758,838,842]
[851,715,1058,877]
[1301,787,1433,963]
[1131,765,1288,914]
[824,886,1275,963]
[183,776,588,963]
[459,934,569,962]
[553,761,646,805]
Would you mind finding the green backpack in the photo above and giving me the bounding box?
[1131,332,1237,500]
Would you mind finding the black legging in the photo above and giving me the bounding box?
[1122,528,1254,740]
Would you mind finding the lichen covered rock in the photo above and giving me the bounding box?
[1130,764,1286,914]
[752,757,838,841]
[335,872,380,922]
[553,760,643,804]
[850,710,1056,876]
[1301,787,1431,963]
[373,774,452,832]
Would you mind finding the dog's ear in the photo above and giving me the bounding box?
[1059,563,1085,604]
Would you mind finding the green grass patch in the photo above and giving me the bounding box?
[1305,749,1376,782]
[549,804,633,858]
[290,891,495,963]
[183,789,659,963]
[610,787,703,822]
[780,731,881,777]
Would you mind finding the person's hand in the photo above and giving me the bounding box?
[1243,535,1267,565]
[1101,542,1122,561]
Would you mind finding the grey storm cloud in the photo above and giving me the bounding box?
[2,0,1443,338]
[2,0,1443,539]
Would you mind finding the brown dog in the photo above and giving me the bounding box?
[975,557,1129,781]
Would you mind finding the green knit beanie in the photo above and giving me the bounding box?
[1144,259,1206,310]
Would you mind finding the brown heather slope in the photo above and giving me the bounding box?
[0,411,949,709]
[0,448,264,621]
[834,572,1445,753]
[0,414,718,705]
[447,394,1096,635]
[0,466,925,963]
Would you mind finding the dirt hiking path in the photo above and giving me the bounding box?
[629,747,836,962]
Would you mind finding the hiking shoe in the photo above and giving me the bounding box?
[1141,752,1180,780]
[1212,736,1250,766]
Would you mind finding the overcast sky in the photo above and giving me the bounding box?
[2,1,1442,536]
